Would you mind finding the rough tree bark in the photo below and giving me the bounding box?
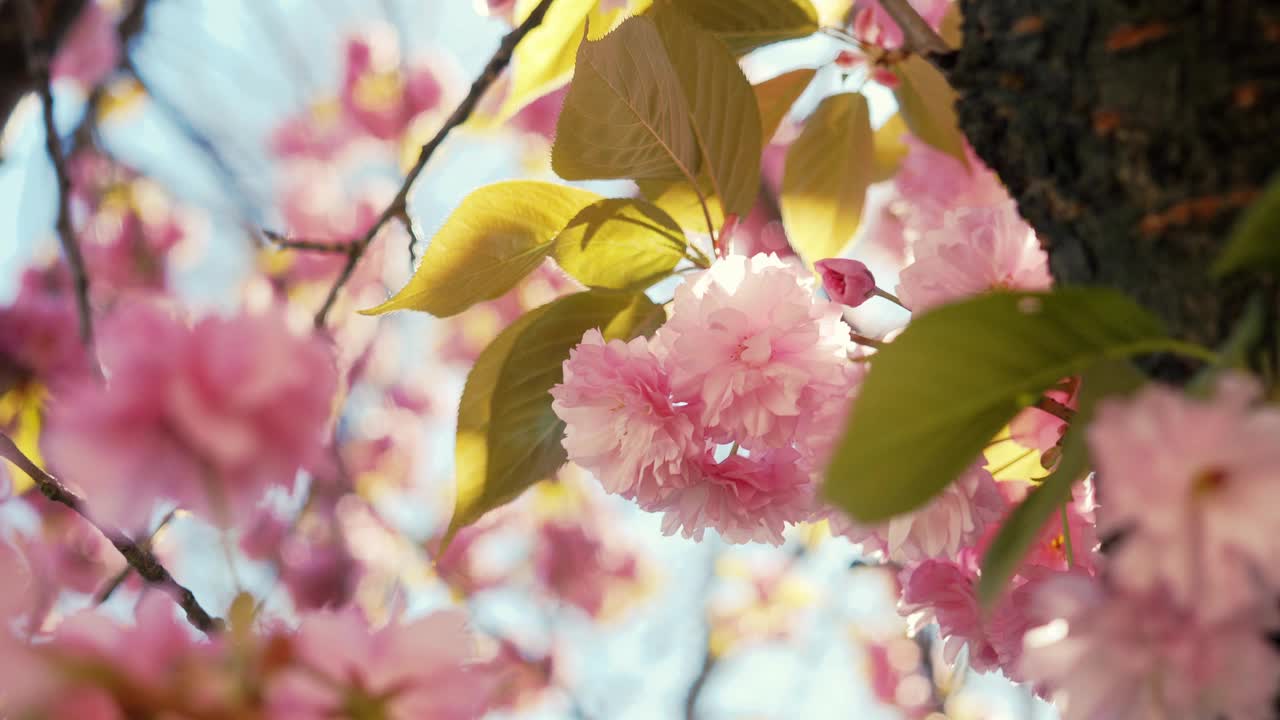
[949,0,1280,373]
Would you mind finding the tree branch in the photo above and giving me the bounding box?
[0,433,224,635]
[311,0,558,330]
[16,0,95,351]
[877,0,951,56]
[262,229,355,254]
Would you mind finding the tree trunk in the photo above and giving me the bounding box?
[949,0,1280,375]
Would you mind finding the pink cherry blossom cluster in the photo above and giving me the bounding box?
[552,253,857,545]
[44,298,337,532]
[0,588,505,720]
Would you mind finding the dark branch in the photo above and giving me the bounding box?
[0,433,224,635]
[263,229,355,254]
[94,507,177,605]
[877,0,951,56]
[16,0,95,351]
[311,0,558,330]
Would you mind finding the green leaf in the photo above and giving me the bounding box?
[893,56,968,167]
[450,291,661,537]
[492,0,643,122]
[361,181,600,318]
[755,68,816,145]
[652,6,763,217]
[551,198,688,291]
[552,16,701,182]
[976,360,1146,607]
[654,0,820,54]
[781,92,874,264]
[1212,172,1280,277]
[823,288,1168,523]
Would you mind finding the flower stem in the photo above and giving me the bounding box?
[873,287,908,311]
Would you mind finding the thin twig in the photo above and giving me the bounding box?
[683,546,720,720]
[16,0,95,350]
[877,0,952,56]
[312,0,558,330]
[95,507,177,604]
[263,229,355,254]
[0,433,224,635]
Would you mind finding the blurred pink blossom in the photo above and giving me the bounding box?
[533,519,638,617]
[267,608,502,720]
[45,299,337,530]
[1020,572,1280,719]
[51,1,120,89]
[1089,373,1280,620]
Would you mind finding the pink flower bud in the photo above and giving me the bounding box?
[815,258,876,307]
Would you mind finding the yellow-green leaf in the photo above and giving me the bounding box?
[872,112,909,182]
[552,198,688,291]
[893,55,968,166]
[1212,172,1280,277]
[823,289,1167,523]
[637,177,726,233]
[450,292,660,537]
[781,92,874,264]
[652,6,763,217]
[755,68,816,145]
[361,181,599,318]
[493,0,643,122]
[654,0,820,54]
[552,16,701,182]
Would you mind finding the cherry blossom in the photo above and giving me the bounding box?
[653,448,815,545]
[816,257,877,308]
[830,462,1004,562]
[897,200,1051,312]
[1020,572,1280,719]
[1088,373,1280,620]
[551,329,699,501]
[654,253,850,450]
[266,608,502,720]
[45,299,337,530]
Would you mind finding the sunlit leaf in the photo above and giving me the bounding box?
[984,427,1048,482]
[977,360,1146,607]
[637,177,725,233]
[494,0,645,122]
[652,6,763,217]
[781,92,874,264]
[655,0,820,54]
[1212,172,1280,277]
[450,292,660,538]
[755,68,816,145]
[893,55,967,166]
[361,181,599,318]
[824,289,1168,523]
[552,16,701,182]
[871,112,909,182]
[552,198,688,291]
[0,384,44,496]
